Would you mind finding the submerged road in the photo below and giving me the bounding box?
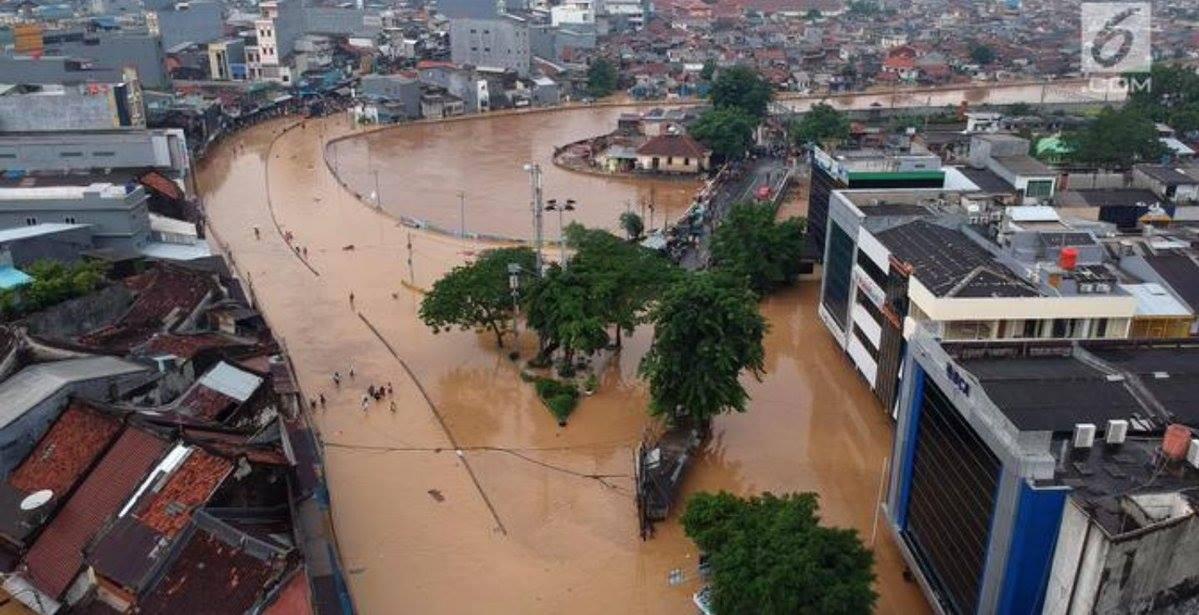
[197,107,931,614]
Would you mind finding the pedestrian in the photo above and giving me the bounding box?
[310,398,317,410]
[387,382,393,396]
[319,393,326,407]
[349,292,355,307]
[361,395,369,411]
[254,226,261,239]
[302,246,308,258]
[333,371,341,387]
[368,384,376,398]
[389,400,397,413]
[349,365,355,379]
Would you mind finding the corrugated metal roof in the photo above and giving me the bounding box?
[1120,283,1193,317]
[0,357,149,429]
[197,362,263,402]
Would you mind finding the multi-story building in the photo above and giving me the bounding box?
[253,0,303,84]
[206,38,247,81]
[0,177,151,250]
[449,15,531,76]
[886,331,1199,615]
[0,81,145,132]
[0,129,189,179]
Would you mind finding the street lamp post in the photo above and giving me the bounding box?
[523,163,545,275]
[458,190,467,238]
[545,198,576,268]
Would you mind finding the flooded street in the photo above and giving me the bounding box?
[197,107,929,614]
[329,108,698,240]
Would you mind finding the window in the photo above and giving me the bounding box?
[944,320,994,340]
[60,152,83,158]
[852,324,879,359]
[667,156,674,165]
[1094,318,1108,338]
[1025,179,1053,198]
[92,151,115,157]
[856,251,888,288]
[64,216,77,224]
[684,158,691,166]
[0,153,15,159]
[1022,319,1039,338]
[25,217,37,226]
[1051,318,1069,338]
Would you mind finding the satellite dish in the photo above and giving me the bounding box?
[20,490,53,512]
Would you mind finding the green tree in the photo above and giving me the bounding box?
[1007,102,1033,117]
[523,264,608,368]
[710,202,806,295]
[1126,64,1199,134]
[682,491,877,615]
[789,102,850,147]
[970,43,996,66]
[700,59,717,82]
[619,211,645,241]
[638,273,765,425]
[586,57,619,98]
[1066,106,1167,169]
[565,224,678,346]
[690,108,757,161]
[709,65,773,119]
[419,247,536,347]
[804,8,821,19]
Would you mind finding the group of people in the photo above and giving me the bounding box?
[362,382,396,413]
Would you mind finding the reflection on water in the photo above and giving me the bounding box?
[197,109,930,614]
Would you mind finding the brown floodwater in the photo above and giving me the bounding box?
[197,107,930,614]
[328,108,699,241]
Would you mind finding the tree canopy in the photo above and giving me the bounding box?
[691,107,758,161]
[0,259,108,321]
[638,273,766,424]
[619,211,645,240]
[710,202,807,295]
[523,264,609,367]
[419,247,536,347]
[1065,106,1167,169]
[1126,64,1199,134]
[709,65,773,119]
[969,43,995,66]
[682,491,877,615]
[586,57,619,98]
[790,103,850,148]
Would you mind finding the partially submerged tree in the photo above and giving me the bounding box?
[709,65,773,119]
[682,491,877,615]
[690,107,758,161]
[638,273,766,425]
[710,202,806,295]
[619,211,645,241]
[419,247,536,347]
[790,102,850,148]
[522,264,608,369]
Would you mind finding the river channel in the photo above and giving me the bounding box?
[197,106,931,614]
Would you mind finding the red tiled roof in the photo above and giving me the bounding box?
[141,333,239,360]
[263,570,313,615]
[176,384,239,421]
[134,450,232,538]
[24,428,167,599]
[9,401,121,498]
[78,266,215,353]
[636,133,711,158]
[139,528,281,614]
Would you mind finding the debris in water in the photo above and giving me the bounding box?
[428,489,445,502]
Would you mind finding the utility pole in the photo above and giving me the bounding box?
[406,232,415,285]
[524,163,544,275]
[458,190,467,238]
[374,169,382,209]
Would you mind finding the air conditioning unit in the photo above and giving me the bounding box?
[1106,419,1128,445]
[1188,439,1199,469]
[1073,423,1096,449]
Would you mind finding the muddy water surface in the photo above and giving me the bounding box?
[198,108,930,614]
[330,108,698,240]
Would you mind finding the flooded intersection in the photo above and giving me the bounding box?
[197,108,930,614]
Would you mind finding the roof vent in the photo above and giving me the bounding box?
[1153,371,1170,379]
[1073,423,1096,449]
[1106,419,1128,445]
[1105,374,1125,382]
[1188,440,1199,469]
